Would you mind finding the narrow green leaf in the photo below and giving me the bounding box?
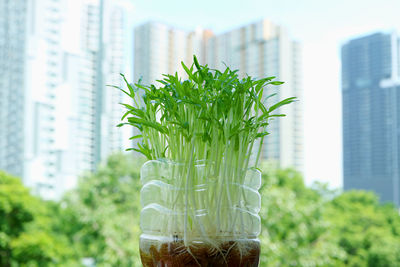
[129,134,142,140]
[268,81,285,85]
[127,117,167,134]
[268,97,297,113]
[120,73,135,96]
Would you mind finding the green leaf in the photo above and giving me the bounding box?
[256,132,269,138]
[268,97,297,113]
[127,117,167,134]
[120,73,136,97]
[129,135,142,140]
[269,81,285,85]
[181,61,197,82]
[193,55,201,71]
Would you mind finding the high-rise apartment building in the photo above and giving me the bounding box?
[0,0,67,198]
[0,0,126,199]
[134,22,211,85]
[74,0,126,175]
[0,0,29,180]
[342,32,400,205]
[133,20,303,171]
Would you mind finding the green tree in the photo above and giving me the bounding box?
[324,190,400,267]
[259,166,345,266]
[62,153,144,267]
[0,171,78,267]
[28,153,400,267]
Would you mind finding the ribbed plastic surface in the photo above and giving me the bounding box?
[139,159,261,239]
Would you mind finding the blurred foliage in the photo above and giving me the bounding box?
[1,154,400,266]
[259,167,346,266]
[0,171,79,267]
[324,191,400,266]
[59,154,144,267]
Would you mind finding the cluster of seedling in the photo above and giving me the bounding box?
[118,56,294,167]
[116,56,295,265]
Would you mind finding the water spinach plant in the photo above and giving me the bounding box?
[118,56,295,266]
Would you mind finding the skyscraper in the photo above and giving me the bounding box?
[0,0,126,199]
[134,21,211,85]
[0,0,30,181]
[74,0,126,175]
[133,19,303,171]
[342,31,400,205]
[0,0,68,198]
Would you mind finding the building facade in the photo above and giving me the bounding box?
[0,0,126,199]
[342,32,400,205]
[0,0,67,198]
[0,0,30,181]
[134,22,211,85]
[133,19,303,171]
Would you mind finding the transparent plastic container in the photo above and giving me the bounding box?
[139,159,261,267]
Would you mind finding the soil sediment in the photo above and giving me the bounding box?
[140,239,260,267]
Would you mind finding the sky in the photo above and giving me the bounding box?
[125,0,400,188]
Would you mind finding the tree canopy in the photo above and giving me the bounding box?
[0,171,78,267]
[1,155,400,266]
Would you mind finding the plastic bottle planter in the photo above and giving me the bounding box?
[139,159,261,267]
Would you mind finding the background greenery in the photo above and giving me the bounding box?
[1,154,400,267]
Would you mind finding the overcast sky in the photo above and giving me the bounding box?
[124,0,400,188]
